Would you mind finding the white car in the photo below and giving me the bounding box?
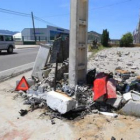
[0,34,15,53]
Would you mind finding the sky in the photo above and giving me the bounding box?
[0,0,140,39]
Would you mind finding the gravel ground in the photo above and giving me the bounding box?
[88,47,140,75]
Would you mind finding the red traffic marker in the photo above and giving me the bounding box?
[15,76,29,91]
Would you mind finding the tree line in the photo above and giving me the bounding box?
[101,29,133,47]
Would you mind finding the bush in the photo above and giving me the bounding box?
[120,32,133,47]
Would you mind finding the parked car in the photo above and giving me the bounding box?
[0,34,15,53]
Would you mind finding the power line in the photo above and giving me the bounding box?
[90,0,132,11]
[41,13,69,18]
[0,8,30,17]
[0,0,134,25]
[41,0,133,18]
[34,16,57,26]
[0,7,56,26]
[0,10,30,17]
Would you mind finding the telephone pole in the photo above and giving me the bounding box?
[69,0,89,87]
[31,12,36,42]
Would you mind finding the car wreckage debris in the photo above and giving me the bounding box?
[15,43,140,120]
[19,109,28,116]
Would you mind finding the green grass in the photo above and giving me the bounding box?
[88,45,108,59]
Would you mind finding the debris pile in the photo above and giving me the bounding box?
[88,47,140,75]
[15,45,140,120]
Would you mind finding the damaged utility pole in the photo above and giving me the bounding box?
[31,12,36,43]
[69,0,89,87]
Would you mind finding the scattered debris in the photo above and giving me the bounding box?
[46,91,76,114]
[106,95,122,109]
[111,136,116,140]
[19,109,28,116]
[99,112,118,118]
[123,92,132,101]
[15,45,140,121]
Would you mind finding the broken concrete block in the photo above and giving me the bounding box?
[27,88,38,96]
[36,68,52,81]
[131,90,140,96]
[120,100,140,117]
[46,91,76,114]
[36,71,44,82]
[106,95,122,109]
[131,93,140,101]
[32,45,50,79]
[42,69,51,78]
[27,88,48,100]
[38,83,48,93]
[123,92,132,101]
[16,78,35,87]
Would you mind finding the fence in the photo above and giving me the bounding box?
[13,36,47,42]
[13,36,47,45]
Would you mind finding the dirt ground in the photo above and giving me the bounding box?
[1,72,140,139]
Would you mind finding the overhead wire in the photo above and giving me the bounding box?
[90,0,132,11]
[0,0,133,19]
[0,8,30,17]
[0,7,56,26]
[34,16,58,26]
[40,0,133,18]
[0,0,134,26]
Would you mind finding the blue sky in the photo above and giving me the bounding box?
[0,0,140,39]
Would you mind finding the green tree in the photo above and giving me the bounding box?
[120,32,133,47]
[101,29,109,47]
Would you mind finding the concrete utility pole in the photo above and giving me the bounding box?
[69,0,89,87]
[31,12,36,42]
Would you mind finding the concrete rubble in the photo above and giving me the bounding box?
[15,45,140,121]
[46,91,76,114]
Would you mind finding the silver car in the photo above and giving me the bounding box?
[0,34,15,53]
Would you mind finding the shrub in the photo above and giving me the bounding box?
[120,32,133,47]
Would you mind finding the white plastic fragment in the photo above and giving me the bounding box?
[106,95,122,109]
[123,92,132,101]
[100,112,118,118]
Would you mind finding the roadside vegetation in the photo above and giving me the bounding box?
[88,29,110,59]
[120,32,133,47]
[88,44,109,60]
[101,29,109,47]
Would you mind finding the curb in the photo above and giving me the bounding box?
[0,62,34,83]
[15,47,39,50]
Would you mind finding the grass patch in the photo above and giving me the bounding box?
[88,45,109,59]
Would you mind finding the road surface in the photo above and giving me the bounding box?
[0,47,39,72]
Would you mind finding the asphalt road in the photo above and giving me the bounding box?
[0,47,39,72]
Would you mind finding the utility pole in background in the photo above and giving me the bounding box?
[31,12,36,42]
